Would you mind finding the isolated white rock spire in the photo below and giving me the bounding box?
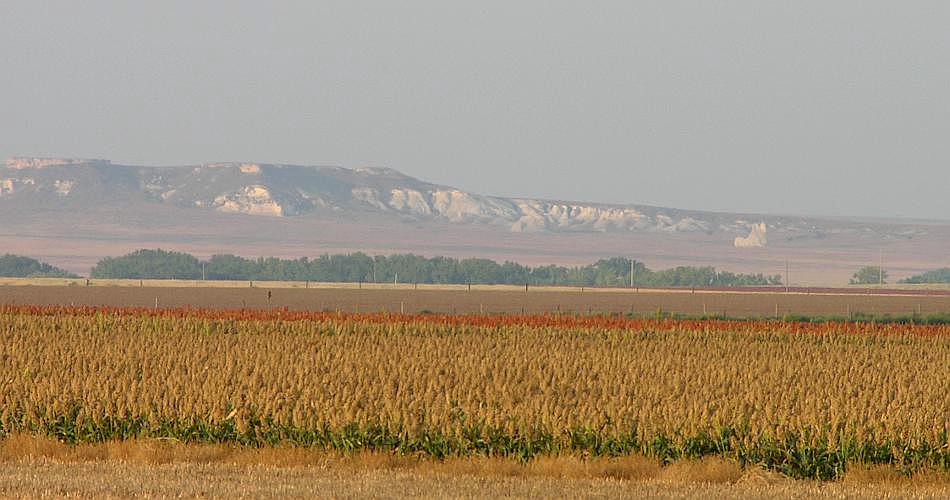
[734,223,768,248]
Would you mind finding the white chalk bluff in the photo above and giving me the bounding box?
[9,157,888,246]
[1,158,746,235]
[734,223,768,248]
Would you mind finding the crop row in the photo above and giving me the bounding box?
[3,304,949,336]
[1,306,948,479]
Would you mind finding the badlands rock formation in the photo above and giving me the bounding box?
[3,157,918,245]
[734,223,768,248]
[213,185,286,216]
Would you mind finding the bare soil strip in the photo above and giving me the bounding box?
[1,284,948,316]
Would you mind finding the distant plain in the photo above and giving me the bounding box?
[2,280,948,317]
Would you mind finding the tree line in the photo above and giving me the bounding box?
[87,249,784,287]
[0,254,78,278]
[849,266,950,285]
[7,250,949,286]
[899,268,950,284]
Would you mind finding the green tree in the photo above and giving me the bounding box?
[90,249,202,279]
[850,266,887,285]
[87,249,785,287]
[900,268,950,284]
[207,254,256,280]
[0,254,77,278]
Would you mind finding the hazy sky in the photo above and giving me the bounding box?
[2,1,948,219]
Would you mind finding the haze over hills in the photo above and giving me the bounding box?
[1,157,947,284]
[2,156,747,234]
[0,156,927,237]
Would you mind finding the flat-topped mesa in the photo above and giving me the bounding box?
[5,157,111,169]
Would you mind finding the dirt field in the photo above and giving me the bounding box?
[1,282,948,317]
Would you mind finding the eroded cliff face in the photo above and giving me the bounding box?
[213,185,286,216]
[335,183,724,234]
[3,157,919,243]
[342,185,719,233]
[734,223,768,248]
[508,202,710,233]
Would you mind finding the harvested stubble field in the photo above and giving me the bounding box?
[2,282,949,317]
[1,304,949,491]
[2,438,949,498]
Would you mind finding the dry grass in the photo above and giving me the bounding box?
[0,434,675,482]
[2,434,950,498]
[657,457,744,484]
[2,281,949,318]
[0,448,949,498]
[843,463,950,487]
[0,458,886,499]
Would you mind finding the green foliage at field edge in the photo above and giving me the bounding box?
[0,409,946,481]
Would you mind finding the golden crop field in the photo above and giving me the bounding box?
[1,305,949,481]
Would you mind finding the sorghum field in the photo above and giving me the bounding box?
[1,305,948,485]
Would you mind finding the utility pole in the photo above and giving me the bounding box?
[879,249,884,286]
[202,262,206,281]
[630,258,636,288]
[785,260,789,293]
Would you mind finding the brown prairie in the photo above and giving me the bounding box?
[1,283,949,316]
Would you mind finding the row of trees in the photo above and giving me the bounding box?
[6,250,947,286]
[88,249,784,287]
[900,268,950,284]
[849,266,888,285]
[0,254,77,278]
[849,266,950,285]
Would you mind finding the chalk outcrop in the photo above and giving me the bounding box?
[0,157,753,237]
[213,185,287,216]
[11,157,892,244]
[734,223,768,248]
